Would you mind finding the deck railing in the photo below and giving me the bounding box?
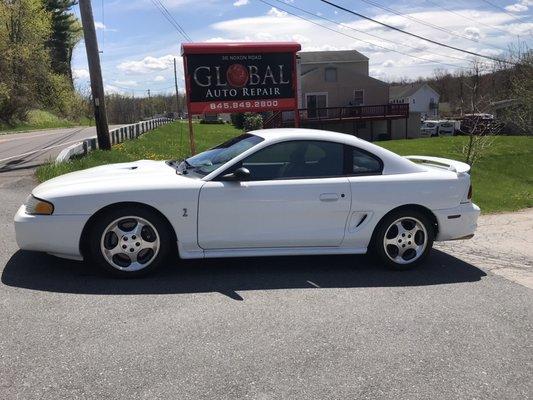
[264,104,409,129]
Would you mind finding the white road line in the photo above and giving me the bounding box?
[0,128,88,143]
[0,139,86,164]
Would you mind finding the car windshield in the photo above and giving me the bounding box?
[183,134,264,175]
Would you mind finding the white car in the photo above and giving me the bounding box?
[15,129,480,277]
[421,121,438,137]
[437,121,455,136]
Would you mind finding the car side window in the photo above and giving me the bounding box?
[240,140,344,180]
[350,147,383,175]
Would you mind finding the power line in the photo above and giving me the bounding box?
[257,0,469,70]
[355,0,507,51]
[320,0,514,65]
[150,0,192,42]
[267,0,470,63]
[478,0,523,21]
[423,0,509,34]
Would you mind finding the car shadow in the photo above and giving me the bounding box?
[1,249,486,300]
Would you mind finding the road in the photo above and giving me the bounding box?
[0,126,122,172]
[0,171,532,399]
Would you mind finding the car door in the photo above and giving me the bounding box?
[197,140,352,249]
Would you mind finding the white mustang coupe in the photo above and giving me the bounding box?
[15,129,479,277]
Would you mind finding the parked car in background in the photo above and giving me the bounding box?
[436,121,455,136]
[15,129,480,277]
[421,121,438,137]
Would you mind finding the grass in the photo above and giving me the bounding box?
[36,122,239,182]
[380,136,532,213]
[36,122,532,213]
[0,109,91,134]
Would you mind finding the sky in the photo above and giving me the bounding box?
[70,0,533,97]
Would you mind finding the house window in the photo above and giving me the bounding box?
[412,98,416,104]
[325,67,337,82]
[353,90,364,106]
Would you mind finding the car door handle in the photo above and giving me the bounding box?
[319,193,339,202]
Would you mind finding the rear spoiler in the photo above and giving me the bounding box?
[405,156,471,174]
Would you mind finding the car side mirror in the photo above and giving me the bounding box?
[222,167,250,181]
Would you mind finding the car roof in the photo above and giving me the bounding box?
[251,128,365,144]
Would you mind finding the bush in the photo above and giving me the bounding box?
[230,113,245,129]
[243,113,263,132]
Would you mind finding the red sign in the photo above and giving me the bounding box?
[182,42,301,115]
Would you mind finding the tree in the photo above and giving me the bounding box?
[43,0,82,85]
[0,0,53,122]
[457,59,502,166]
[501,43,532,134]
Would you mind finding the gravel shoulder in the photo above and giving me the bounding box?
[437,208,533,289]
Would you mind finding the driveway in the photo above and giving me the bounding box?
[0,172,531,399]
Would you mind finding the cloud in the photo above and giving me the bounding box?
[154,75,166,82]
[267,7,287,18]
[117,55,181,74]
[464,27,480,41]
[104,84,126,95]
[94,21,117,32]
[505,0,531,12]
[233,0,248,6]
[114,80,138,87]
[208,7,528,80]
[72,68,90,80]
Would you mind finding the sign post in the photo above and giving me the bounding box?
[181,42,301,153]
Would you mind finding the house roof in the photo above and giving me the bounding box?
[389,83,438,99]
[299,50,368,64]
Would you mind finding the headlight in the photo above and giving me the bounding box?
[25,195,54,215]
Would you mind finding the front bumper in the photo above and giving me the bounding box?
[433,202,480,241]
[14,205,91,260]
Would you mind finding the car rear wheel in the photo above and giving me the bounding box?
[87,206,173,277]
[372,210,434,270]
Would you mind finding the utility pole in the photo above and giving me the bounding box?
[78,0,111,150]
[173,58,180,117]
[147,89,153,118]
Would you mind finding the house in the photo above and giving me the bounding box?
[265,50,421,140]
[299,50,389,111]
[389,83,439,119]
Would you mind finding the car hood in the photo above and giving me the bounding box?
[33,160,197,199]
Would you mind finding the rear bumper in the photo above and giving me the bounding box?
[434,203,480,241]
[14,205,90,260]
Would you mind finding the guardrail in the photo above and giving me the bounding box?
[56,117,172,163]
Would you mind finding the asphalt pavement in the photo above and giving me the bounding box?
[0,126,122,172]
[0,170,532,400]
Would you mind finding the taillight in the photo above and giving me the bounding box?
[467,184,472,200]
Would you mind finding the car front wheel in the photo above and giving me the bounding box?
[372,210,434,270]
[87,206,173,277]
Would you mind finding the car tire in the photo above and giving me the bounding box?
[371,209,435,270]
[87,206,174,278]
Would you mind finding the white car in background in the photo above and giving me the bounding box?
[15,129,480,277]
[437,121,456,136]
[421,121,438,137]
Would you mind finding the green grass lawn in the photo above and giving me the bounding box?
[0,110,91,134]
[36,122,532,213]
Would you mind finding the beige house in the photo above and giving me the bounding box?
[281,50,420,140]
[298,50,389,110]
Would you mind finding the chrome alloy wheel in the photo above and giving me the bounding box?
[383,217,428,265]
[100,216,160,271]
